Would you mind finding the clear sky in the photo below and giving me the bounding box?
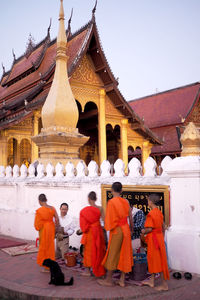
[0,0,200,100]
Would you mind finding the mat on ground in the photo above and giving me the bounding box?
[0,238,27,249]
[1,244,38,256]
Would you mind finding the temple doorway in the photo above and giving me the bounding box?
[106,124,121,165]
[20,139,31,166]
[77,101,98,165]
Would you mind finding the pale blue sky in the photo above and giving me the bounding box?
[0,0,200,100]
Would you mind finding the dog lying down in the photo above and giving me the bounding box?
[43,259,74,286]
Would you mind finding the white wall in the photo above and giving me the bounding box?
[0,158,169,248]
[166,156,200,274]
[1,156,200,275]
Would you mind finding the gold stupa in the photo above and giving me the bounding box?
[32,0,89,166]
[181,122,200,157]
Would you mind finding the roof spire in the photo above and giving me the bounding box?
[1,63,5,74]
[67,8,73,38]
[12,49,16,61]
[25,34,36,58]
[47,18,52,37]
[92,0,98,20]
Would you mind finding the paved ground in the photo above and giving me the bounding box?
[0,235,200,300]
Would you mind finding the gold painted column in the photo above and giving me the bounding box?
[31,111,40,162]
[0,133,8,166]
[142,141,152,172]
[98,89,107,165]
[121,118,128,170]
[15,140,20,166]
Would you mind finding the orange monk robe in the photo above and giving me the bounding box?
[80,206,106,277]
[102,197,133,273]
[34,206,56,266]
[145,207,169,280]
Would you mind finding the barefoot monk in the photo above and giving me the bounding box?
[141,193,169,291]
[98,182,133,287]
[34,194,59,271]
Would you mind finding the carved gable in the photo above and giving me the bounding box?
[71,55,102,86]
[186,99,200,126]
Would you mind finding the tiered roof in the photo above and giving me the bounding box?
[129,82,200,155]
[0,17,161,145]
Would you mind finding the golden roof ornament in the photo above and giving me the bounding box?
[41,0,78,132]
[180,122,200,156]
[32,0,88,166]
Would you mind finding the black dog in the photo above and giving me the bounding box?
[43,259,74,286]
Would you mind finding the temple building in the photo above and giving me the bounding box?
[129,82,200,165]
[0,5,161,168]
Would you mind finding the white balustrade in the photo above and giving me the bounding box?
[88,160,98,177]
[37,163,45,179]
[144,157,157,177]
[55,163,64,178]
[0,166,5,178]
[100,160,111,177]
[76,161,86,178]
[65,162,75,178]
[13,165,20,178]
[114,159,125,177]
[0,155,176,181]
[161,156,172,176]
[128,158,142,177]
[46,163,54,178]
[28,164,36,178]
[5,166,12,178]
[20,164,28,178]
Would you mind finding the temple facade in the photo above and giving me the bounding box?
[0,11,161,168]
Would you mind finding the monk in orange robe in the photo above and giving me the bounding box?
[34,194,59,271]
[141,193,169,291]
[80,191,106,277]
[98,182,133,287]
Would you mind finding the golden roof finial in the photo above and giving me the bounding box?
[181,122,200,156]
[57,0,67,58]
[41,0,78,131]
[59,0,65,20]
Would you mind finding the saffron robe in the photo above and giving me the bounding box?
[102,197,133,273]
[145,207,170,280]
[34,206,56,266]
[80,206,106,277]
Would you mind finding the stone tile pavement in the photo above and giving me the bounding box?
[0,235,200,300]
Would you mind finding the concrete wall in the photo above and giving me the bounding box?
[166,156,200,274]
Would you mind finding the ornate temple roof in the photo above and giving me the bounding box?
[129,82,200,154]
[0,16,161,145]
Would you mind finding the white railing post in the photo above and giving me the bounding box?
[128,158,142,177]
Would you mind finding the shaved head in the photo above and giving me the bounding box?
[148,194,160,205]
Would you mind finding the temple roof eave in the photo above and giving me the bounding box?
[0,17,162,146]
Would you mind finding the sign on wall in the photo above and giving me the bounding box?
[101,185,170,226]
